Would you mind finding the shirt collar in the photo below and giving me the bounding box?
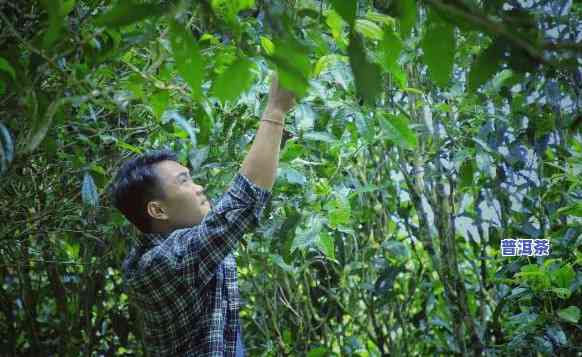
[134,231,170,249]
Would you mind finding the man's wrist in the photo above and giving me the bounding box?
[263,105,285,122]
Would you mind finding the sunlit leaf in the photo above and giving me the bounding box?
[325,197,351,228]
[278,166,307,185]
[211,56,256,103]
[260,36,274,55]
[380,113,417,149]
[116,141,142,154]
[329,0,356,26]
[292,214,322,252]
[380,28,402,69]
[267,36,311,98]
[366,11,396,27]
[355,19,383,40]
[163,110,197,147]
[169,20,204,99]
[313,54,348,77]
[325,10,346,46]
[317,230,335,259]
[150,90,170,120]
[303,131,337,144]
[558,306,580,324]
[551,264,575,289]
[64,240,80,259]
[307,346,329,357]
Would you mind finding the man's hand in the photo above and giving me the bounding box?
[265,74,296,114]
[239,73,298,190]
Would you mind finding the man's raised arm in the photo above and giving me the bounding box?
[240,75,296,190]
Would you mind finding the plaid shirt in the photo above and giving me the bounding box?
[121,173,271,356]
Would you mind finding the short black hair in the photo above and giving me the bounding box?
[109,149,179,233]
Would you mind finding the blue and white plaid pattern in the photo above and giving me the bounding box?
[122,173,271,356]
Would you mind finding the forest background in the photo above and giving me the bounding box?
[0,0,581,355]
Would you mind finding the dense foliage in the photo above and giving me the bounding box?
[0,0,581,355]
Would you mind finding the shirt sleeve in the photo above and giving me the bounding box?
[145,173,272,291]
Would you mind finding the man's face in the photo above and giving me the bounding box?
[148,160,211,230]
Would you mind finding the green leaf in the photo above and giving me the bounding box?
[383,240,410,258]
[325,197,351,228]
[380,28,402,69]
[307,346,329,357]
[64,240,80,259]
[396,0,416,39]
[326,10,347,46]
[260,36,274,55]
[281,139,303,162]
[551,264,575,289]
[459,159,475,189]
[81,172,99,207]
[347,32,382,105]
[380,113,417,149]
[95,1,172,28]
[558,306,580,324]
[268,36,311,98]
[551,287,571,299]
[329,0,356,26]
[211,56,256,103]
[24,99,64,154]
[164,111,197,147]
[39,0,64,49]
[355,19,384,40]
[379,27,407,87]
[150,90,170,120]
[269,254,296,273]
[195,104,213,146]
[0,57,16,81]
[303,131,337,144]
[60,0,76,17]
[116,141,142,154]
[556,202,582,217]
[278,166,307,185]
[317,230,335,259]
[313,54,348,77]
[421,9,455,87]
[292,215,322,252]
[366,11,396,27]
[169,20,204,99]
[467,39,505,93]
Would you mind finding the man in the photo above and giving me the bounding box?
[110,75,295,356]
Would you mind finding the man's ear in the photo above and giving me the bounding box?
[147,200,169,220]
